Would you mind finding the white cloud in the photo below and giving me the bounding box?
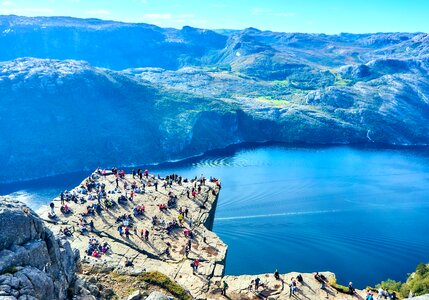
[142,13,172,20]
[2,1,13,6]
[84,9,111,16]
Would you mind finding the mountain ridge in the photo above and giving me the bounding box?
[1,16,429,182]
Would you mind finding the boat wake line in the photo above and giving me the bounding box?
[215,209,341,221]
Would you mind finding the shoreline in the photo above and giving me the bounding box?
[2,140,429,187]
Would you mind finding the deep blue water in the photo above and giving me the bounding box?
[2,144,429,288]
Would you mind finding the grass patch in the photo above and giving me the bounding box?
[137,271,191,300]
[374,263,429,298]
[334,79,352,86]
[328,277,351,294]
[254,96,290,107]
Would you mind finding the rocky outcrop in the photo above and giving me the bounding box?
[0,198,77,300]
[41,170,227,299]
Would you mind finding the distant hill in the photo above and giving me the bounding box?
[1,15,429,182]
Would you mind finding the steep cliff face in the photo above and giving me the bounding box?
[0,197,77,299]
[2,56,429,183]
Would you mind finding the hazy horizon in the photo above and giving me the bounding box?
[1,0,429,34]
[2,14,428,36]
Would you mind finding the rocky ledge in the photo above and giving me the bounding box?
[1,170,372,300]
[40,170,227,299]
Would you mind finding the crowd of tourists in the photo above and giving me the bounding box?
[50,167,220,277]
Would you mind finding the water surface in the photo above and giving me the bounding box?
[1,144,429,287]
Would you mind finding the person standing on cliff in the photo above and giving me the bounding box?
[49,202,55,217]
[193,259,199,274]
[349,282,355,295]
[222,281,229,296]
[289,278,297,297]
[274,269,280,280]
[255,277,261,290]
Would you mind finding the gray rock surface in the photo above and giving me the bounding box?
[0,198,77,300]
[145,291,171,300]
[126,290,140,300]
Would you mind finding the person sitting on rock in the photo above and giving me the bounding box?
[118,195,127,205]
[60,227,72,237]
[125,257,133,267]
[125,226,130,238]
[101,242,109,253]
[60,204,72,214]
[104,198,115,209]
[92,249,100,258]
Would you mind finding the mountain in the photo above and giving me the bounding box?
[0,15,429,182]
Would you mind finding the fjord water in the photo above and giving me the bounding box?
[1,145,429,287]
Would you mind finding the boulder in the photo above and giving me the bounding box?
[0,198,77,300]
[145,291,171,300]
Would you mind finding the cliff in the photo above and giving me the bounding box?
[40,170,227,299]
[0,197,77,300]
[31,170,374,300]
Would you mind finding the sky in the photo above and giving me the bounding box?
[1,0,429,34]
